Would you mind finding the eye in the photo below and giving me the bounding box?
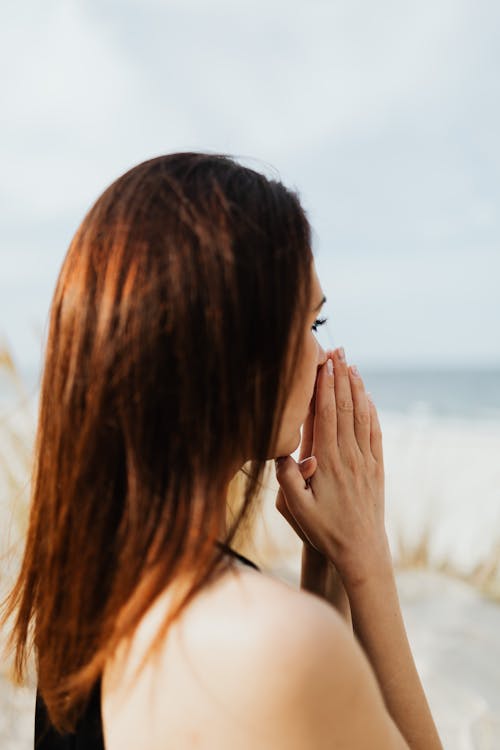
[311,316,328,332]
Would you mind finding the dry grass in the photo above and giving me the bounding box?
[0,344,36,548]
[1,340,499,619]
[1,341,499,750]
[395,522,500,603]
[0,343,38,685]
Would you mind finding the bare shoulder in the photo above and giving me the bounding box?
[253,574,409,750]
[103,565,408,749]
[216,566,410,750]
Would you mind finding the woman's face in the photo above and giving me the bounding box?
[273,261,328,457]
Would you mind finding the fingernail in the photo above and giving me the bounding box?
[367,392,374,403]
[350,364,360,377]
[299,456,314,466]
[337,346,345,361]
[327,358,333,376]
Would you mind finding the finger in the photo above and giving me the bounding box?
[312,355,338,463]
[275,457,316,520]
[332,347,356,451]
[300,361,323,461]
[299,455,317,479]
[298,455,317,488]
[299,407,315,462]
[348,364,371,457]
[367,393,384,465]
[277,456,317,496]
[274,456,317,541]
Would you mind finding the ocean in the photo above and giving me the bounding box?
[2,365,499,422]
[1,364,500,750]
[361,367,500,422]
[1,364,499,583]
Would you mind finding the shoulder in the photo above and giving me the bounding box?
[102,566,338,715]
[103,565,406,749]
[212,566,408,749]
[246,572,408,749]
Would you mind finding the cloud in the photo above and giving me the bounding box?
[0,0,499,368]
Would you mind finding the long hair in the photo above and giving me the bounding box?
[0,152,313,732]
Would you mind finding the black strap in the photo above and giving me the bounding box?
[214,540,261,571]
[34,542,260,748]
[34,679,103,750]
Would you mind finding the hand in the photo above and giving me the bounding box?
[274,347,389,586]
[274,372,318,545]
[275,454,316,545]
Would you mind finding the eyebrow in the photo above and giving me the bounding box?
[312,294,327,312]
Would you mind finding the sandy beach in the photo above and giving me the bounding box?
[1,566,500,750]
[1,397,499,749]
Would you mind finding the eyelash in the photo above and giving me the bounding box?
[311,316,328,332]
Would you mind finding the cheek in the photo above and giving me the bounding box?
[308,337,322,389]
[292,331,320,402]
[300,335,320,397]
[307,333,321,372]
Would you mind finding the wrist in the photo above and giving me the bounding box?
[341,547,395,594]
[331,533,394,592]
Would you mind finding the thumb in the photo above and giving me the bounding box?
[274,455,316,521]
[298,455,317,480]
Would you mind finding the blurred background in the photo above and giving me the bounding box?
[1,1,499,748]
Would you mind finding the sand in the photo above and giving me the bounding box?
[1,566,499,750]
[1,402,499,748]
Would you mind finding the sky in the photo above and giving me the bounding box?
[1,0,499,375]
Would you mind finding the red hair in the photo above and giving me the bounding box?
[1,152,313,732]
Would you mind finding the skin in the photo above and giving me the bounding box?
[271,259,442,748]
[201,259,328,540]
[271,259,328,459]
[102,259,442,749]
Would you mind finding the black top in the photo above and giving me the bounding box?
[34,543,261,749]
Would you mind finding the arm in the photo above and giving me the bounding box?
[275,348,443,749]
[262,593,410,749]
[301,538,442,749]
[340,541,443,750]
[300,543,352,629]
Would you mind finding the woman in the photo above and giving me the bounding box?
[1,152,442,748]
